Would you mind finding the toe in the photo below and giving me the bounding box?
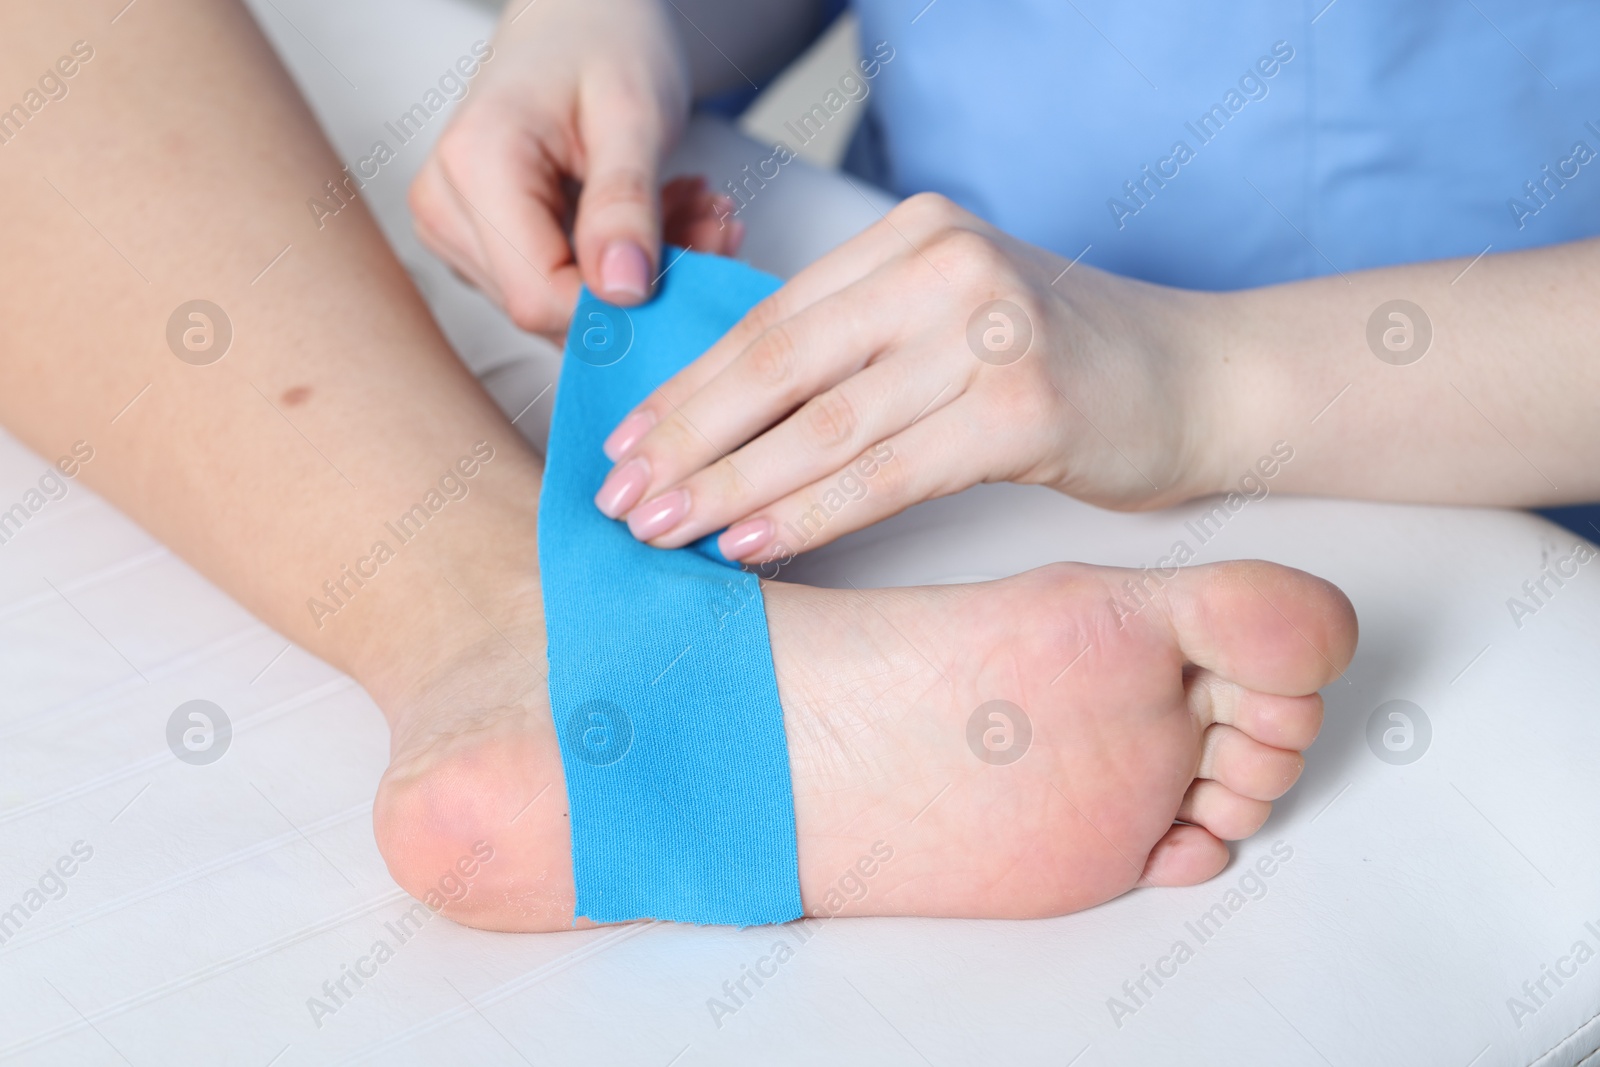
[1177,779,1272,840]
[1196,723,1304,800]
[1187,669,1324,750]
[1139,823,1229,887]
[1167,560,1358,696]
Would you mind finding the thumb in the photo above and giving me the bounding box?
[573,85,670,305]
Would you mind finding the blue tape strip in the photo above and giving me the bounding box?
[538,249,802,926]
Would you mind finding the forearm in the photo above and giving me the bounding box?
[1197,238,1600,506]
[0,0,544,709]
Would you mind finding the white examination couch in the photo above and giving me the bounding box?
[2,0,1598,1063]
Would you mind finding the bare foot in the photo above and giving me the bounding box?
[371,559,1355,929]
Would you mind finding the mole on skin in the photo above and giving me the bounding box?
[282,385,313,407]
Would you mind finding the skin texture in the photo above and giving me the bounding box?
[0,0,1359,931]
[597,195,1600,562]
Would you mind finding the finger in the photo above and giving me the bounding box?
[675,211,744,258]
[1186,669,1325,751]
[663,182,742,257]
[1195,724,1304,802]
[635,355,964,549]
[606,202,936,445]
[660,173,706,215]
[660,174,710,243]
[1177,779,1272,841]
[667,195,742,258]
[433,112,583,333]
[410,154,505,305]
[594,275,914,520]
[571,80,670,305]
[717,405,984,562]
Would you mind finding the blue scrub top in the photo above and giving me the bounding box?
[844,0,1600,536]
[848,0,1600,290]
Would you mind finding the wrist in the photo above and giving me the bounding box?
[1157,285,1260,502]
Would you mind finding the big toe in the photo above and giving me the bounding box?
[1167,560,1358,697]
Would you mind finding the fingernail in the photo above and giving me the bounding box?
[603,409,657,461]
[599,240,650,301]
[594,457,650,518]
[628,488,691,541]
[718,518,772,560]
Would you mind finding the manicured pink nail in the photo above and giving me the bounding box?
[628,489,690,541]
[603,409,657,461]
[599,240,650,301]
[594,457,650,518]
[718,518,772,561]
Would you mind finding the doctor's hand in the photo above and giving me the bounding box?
[593,193,1234,563]
[408,0,742,338]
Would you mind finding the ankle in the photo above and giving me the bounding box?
[329,496,547,716]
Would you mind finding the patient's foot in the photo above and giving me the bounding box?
[371,559,1355,928]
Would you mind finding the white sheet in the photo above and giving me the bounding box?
[2,0,1598,1063]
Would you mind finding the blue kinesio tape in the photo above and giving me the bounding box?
[538,249,803,926]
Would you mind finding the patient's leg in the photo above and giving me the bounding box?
[0,0,1356,927]
[0,0,546,701]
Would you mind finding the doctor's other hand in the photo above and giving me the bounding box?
[592,193,1239,562]
[408,0,741,338]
